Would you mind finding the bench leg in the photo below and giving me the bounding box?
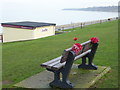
[87,43,98,70]
[78,56,87,69]
[78,43,98,70]
[86,54,98,70]
[49,51,75,88]
[60,51,75,88]
[78,55,97,70]
[49,70,62,88]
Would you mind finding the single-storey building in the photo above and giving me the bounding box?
[1,21,56,42]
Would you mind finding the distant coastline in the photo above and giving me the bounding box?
[63,6,118,12]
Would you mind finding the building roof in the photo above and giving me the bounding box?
[1,21,56,29]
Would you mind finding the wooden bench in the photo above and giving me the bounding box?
[40,39,99,88]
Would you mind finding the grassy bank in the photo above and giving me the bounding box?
[2,20,118,88]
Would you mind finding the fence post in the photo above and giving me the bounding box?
[81,23,83,29]
[100,20,102,24]
[62,27,64,30]
[83,23,85,27]
[0,35,3,43]
[72,25,74,29]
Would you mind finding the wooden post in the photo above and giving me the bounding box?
[81,23,82,29]
[0,35,3,43]
[62,27,64,30]
[72,25,74,29]
[1,35,3,43]
[100,20,102,24]
[83,23,85,27]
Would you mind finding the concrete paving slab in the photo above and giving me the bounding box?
[14,64,111,89]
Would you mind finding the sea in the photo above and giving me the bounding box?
[0,10,118,33]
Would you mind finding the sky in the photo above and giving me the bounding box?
[1,0,119,20]
[1,0,119,9]
[1,0,119,16]
[1,0,119,17]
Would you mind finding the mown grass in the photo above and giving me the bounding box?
[2,20,118,88]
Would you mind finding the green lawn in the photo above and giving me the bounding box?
[2,20,118,88]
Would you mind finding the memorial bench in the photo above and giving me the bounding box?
[40,39,99,88]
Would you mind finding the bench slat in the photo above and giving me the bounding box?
[50,49,91,70]
[82,43,92,53]
[81,40,91,46]
[60,51,69,63]
[41,56,62,67]
[60,40,92,63]
[74,49,91,61]
[65,40,91,52]
[51,62,66,70]
[46,60,61,69]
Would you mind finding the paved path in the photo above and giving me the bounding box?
[14,64,111,88]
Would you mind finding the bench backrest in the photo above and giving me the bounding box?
[60,40,92,63]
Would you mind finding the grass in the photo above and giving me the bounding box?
[2,20,118,88]
[62,28,76,31]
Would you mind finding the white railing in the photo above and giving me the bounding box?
[55,17,118,31]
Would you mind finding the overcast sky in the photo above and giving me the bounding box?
[1,0,119,10]
[1,0,119,19]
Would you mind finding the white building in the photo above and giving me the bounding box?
[1,21,56,43]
